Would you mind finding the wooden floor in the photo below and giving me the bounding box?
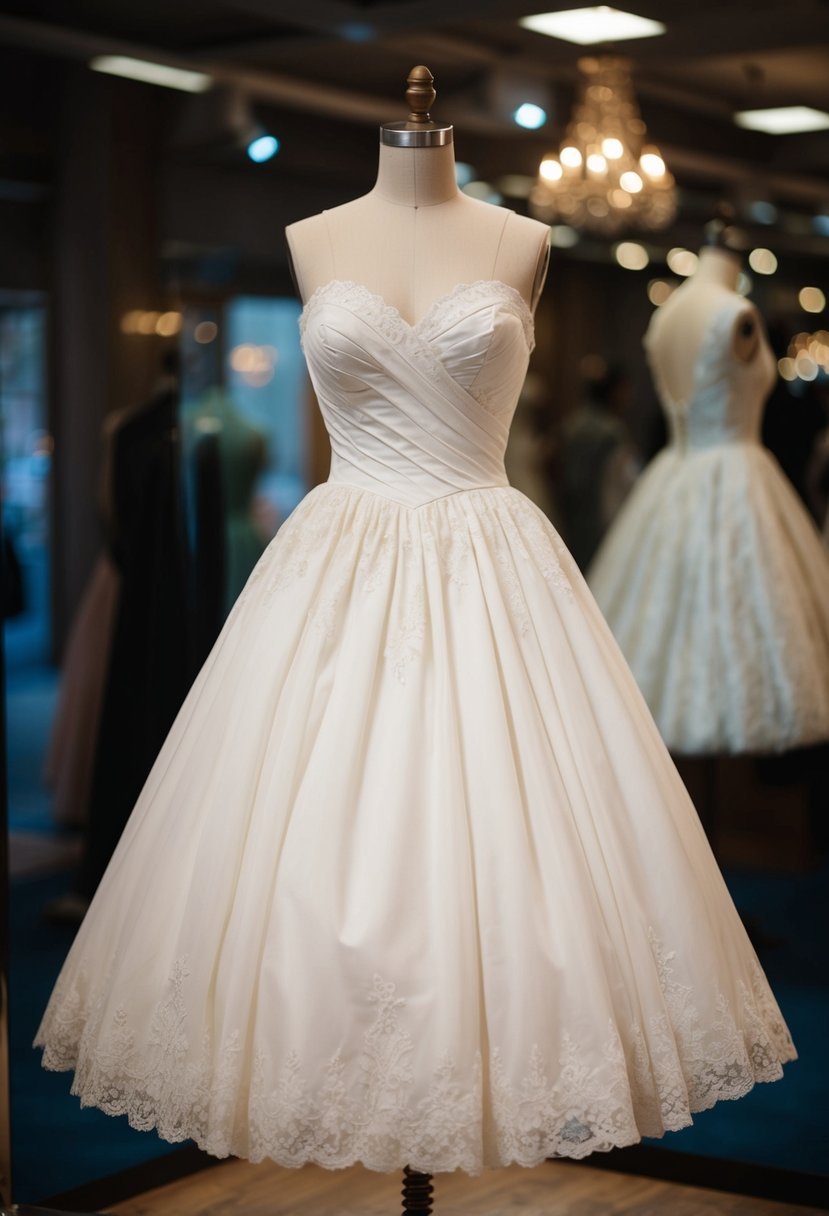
[108,1158,824,1215]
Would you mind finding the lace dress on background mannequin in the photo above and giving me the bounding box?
[589,289,829,755]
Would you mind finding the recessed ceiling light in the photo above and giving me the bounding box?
[90,55,211,93]
[514,102,548,129]
[734,106,829,135]
[519,7,666,45]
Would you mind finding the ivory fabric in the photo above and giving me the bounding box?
[589,292,829,755]
[36,279,795,1174]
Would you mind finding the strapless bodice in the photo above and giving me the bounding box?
[298,279,534,508]
[645,293,777,454]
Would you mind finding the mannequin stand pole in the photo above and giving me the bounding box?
[401,1166,434,1214]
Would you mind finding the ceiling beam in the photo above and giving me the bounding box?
[0,12,826,206]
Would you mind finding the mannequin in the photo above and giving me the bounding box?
[645,238,759,415]
[286,68,548,1216]
[286,68,550,322]
[36,77,796,1216]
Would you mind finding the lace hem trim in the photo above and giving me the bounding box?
[35,932,795,1175]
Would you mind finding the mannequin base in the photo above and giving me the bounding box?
[401,1166,434,1213]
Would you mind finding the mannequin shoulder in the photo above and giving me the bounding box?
[285,211,324,235]
[285,196,378,298]
[491,205,551,307]
[286,195,372,242]
[502,208,551,247]
[284,210,339,302]
[284,211,329,256]
[462,197,548,250]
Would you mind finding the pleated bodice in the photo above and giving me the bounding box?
[299,279,535,508]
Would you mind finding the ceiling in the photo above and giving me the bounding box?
[0,1,828,254]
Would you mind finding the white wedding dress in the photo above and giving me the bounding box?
[589,291,829,755]
[36,279,795,1175]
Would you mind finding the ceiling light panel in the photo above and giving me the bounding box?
[90,56,212,93]
[734,106,829,134]
[519,7,666,45]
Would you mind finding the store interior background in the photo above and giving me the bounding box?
[1,0,828,1207]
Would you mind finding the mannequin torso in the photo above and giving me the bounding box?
[286,141,550,322]
[645,246,759,407]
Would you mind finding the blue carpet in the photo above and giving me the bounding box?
[643,862,829,1175]
[6,664,59,835]
[10,871,182,1204]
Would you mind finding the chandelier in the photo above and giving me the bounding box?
[530,56,676,235]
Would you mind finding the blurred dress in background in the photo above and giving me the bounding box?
[44,553,119,828]
[589,293,829,755]
[44,408,126,829]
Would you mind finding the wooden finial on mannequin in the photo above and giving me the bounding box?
[406,66,436,124]
[381,64,451,147]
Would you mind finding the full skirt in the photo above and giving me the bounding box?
[35,482,796,1174]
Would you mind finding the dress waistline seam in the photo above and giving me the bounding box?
[323,478,512,510]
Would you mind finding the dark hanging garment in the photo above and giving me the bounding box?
[77,386,192,899]
[186,393,266,663]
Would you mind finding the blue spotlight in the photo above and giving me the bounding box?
[514,103,547,130]
[247,134,280,163]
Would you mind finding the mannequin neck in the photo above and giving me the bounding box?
[372,139,459,207]
[694,245,741,290]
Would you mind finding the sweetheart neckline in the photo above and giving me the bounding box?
[298,278,535,350]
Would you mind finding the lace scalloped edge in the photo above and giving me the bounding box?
[35,937,795,1175]
[35,1032,795,1176]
